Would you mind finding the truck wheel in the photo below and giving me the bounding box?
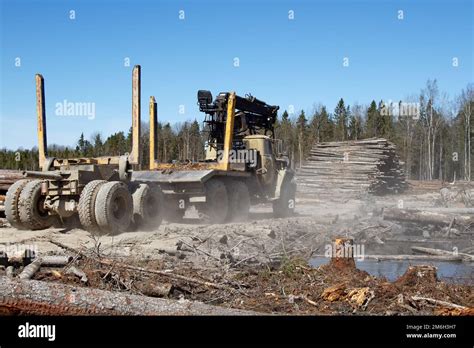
[78,180,107,232]
[94,181,133,234]
[132,183,163,231]
[273,178,296,218]
[18,180,56,230]
[226,180,250,222]
[201,179,228,224]
[5,179,30,229]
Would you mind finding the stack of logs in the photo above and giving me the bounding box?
[0,170,23,214]
[297,138,408,197]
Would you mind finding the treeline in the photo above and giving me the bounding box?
[0,120,204,171]
[0,80,472,182]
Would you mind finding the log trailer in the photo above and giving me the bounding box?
[5,66,162,233]
[5,65,295,234]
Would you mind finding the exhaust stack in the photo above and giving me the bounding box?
[129,65,141,165]
[149,96,158,169]
[35,74,48,170]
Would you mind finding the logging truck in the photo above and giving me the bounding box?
[134,90,296,223]
[5,65,296,234]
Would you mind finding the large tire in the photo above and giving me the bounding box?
[226,180,250,222]
[273,178,296,218]
[18,180,56,230]
[94,181,133,234]
[78,180,107,232]
[5,179,30,229]
[132,183,163,231]
[201,179,229,224]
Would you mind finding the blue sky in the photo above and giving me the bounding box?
[0,0,472,149]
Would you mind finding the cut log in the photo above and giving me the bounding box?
[41,255,73,267]
[65,266,88,283]
[383,208,474,225]
[0,276,255,315]
[364,254,463,261]
[411,246,474,261]
[416,207,474,214]
[18,258,42,279]
[6,266,14,278]
[311,253,463,261]
[411,296,468,310]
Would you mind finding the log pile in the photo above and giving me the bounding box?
[0,169,23,192]
[0,170,24,214]
[297,138,408,196]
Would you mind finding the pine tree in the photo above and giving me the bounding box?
[189,120,203,161]
[377,100,388,138]
[76,133,85,155]
[348,114,362,140]
[161,123,174,162]
[91,133,103,157]
[277,110,294,158]
[319,106,334,142]
[334,98,348,141]
[381,102,394,140]
[296,110,308,167]
[366,101,378,137]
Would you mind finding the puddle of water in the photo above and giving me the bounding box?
[309,257,474,283]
